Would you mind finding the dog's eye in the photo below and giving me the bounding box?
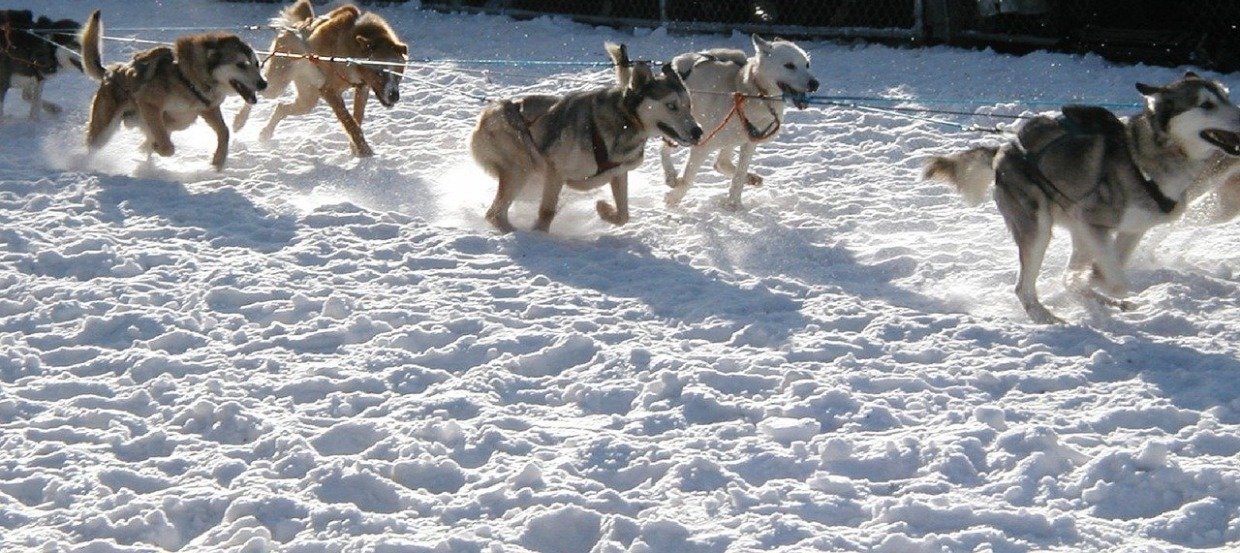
[666,101,678,112]
[1202,101,1216,110]
[783,62,795,70]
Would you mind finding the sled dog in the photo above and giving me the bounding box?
[925,73,1240,324]
[232,0,408,157]
[0,10,82,119]
[661,34,819,209]
[469,43,703,233]
[81,10,265,170]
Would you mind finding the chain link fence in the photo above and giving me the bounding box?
[418,0,1240,71]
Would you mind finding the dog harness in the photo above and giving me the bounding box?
[1020,105,1177,214]
[589,111,644,177]
[173,62,213,107]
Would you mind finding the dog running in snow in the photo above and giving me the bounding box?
[232,0,407,158]
[661,34,819,210]
[470,43,703,233]
[925,73,1240,324]
[0,10,82,120]
[81,10,266,170]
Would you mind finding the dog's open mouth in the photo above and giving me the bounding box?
[231,80,258,105]
[778,82,810,110]
[1201,129,1240,156]
[658,123,696,147]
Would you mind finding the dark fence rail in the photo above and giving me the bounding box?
[418,0,1240,72]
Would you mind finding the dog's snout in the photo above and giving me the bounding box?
[690,126,703,143]
[807,78,820,92]
[256,79,268,91]
[388,90,400,104]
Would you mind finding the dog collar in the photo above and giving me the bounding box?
[1133,164,1178,214]
[173,63,213,106]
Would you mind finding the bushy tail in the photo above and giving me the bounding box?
[923,146,999,206]
[81,10,105,81]
[605,42,629,87]
[470,100,542,177]
[277,0,314,27]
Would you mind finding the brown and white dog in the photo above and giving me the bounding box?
[81,10,266,170]
[232,0,408,157]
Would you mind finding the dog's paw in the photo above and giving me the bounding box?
[153,142,175,157]
[747,173,764,187]
[1026,305,1065,325]
[354,143,375,158]
[665,187,687,207]
[596,201,628,226]
[258,127,275,142]
[720,196,743,211]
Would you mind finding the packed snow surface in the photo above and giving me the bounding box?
[2,1,1239,551]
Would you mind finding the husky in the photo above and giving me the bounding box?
[0,10,82,120]
[925,73,1240,324]
[81,10,266,170]
[660,34,819,210]
[232,0,408,158]
[469,43,703,233]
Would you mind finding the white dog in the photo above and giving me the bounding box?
[661,34,819,210]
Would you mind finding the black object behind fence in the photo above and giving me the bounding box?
[417,0,1240,72]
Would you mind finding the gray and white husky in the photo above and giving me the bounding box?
[925,73,1240,324]
[469,43,702,233]
[661,34,819,210]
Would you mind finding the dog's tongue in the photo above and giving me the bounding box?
[1201,129,1240,156]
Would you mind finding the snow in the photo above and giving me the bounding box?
[2,0,1239,551]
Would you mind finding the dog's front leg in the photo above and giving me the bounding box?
[0,72,10,119]
[597,173,630,226]
[202,106,230,170]
[665,145,712,207]
[723,142,757,210]
[23,80,42,120]
[533,168,564,232]
[660,142,679,187]
[138,102,174,157]
[322,88,373,157]
[352,85,368,125]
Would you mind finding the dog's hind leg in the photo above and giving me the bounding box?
[352,84,368,125]
[995,163,1061,323]
[22,80,42,120]
[138,102,174,158]
[597,173,630,226]
[0,72,10,119]
[321,88,373,157]
[533,168,564,232]
[723,142,757,210]
[665,145,712,207]
[85,92,121,152]
[485,171,519,233]
[258,81,318,141]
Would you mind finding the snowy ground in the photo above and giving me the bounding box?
[2,1,1239,551]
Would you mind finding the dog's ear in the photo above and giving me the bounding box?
[396,43,408,56]
[355,34,373,52]
[1136,82,1164,96]
[629,61,653,91]
[752,33,773,56]
[661,62,680,82]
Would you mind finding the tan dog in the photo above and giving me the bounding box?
[233,0,407,157]
[81,10,265,170]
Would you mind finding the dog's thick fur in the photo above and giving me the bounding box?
[661,34,819,210]
[0,10,82,119]
[81,10,265,170]
[233,0,407,157]
[925,73,1240,323]
[469,43,703,233]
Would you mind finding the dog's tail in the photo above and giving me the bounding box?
[605,42,630,87]
[923,146,999,207]
[276,0,315,28]
[81,10,105,81]
[470,100,543,177]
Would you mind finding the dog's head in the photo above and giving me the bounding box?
[626,61,702,147]
[353,13,408,108]
[181,33,267,104]
[35,16,83,73]
[750,34,818,110]
[1138,72,1240,159]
